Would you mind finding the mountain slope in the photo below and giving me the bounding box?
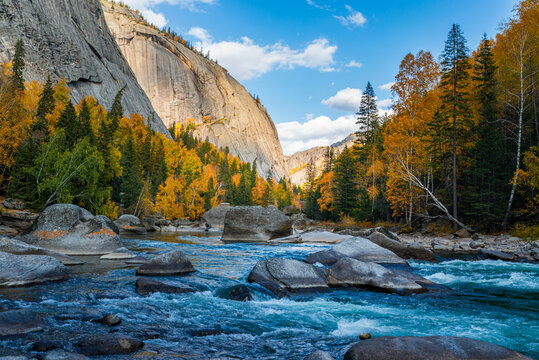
[101,1,288,179]
[0,0,169,135]
[286,133,357,186]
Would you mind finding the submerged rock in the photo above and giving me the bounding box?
[305,237,409,267]
[216,283,274,302]
[0,251,71,287]
[343,336,532,360]
[44,350,88,360]
[221,206,293,242]
[247,258,329,297]
[136,250,195,276]
[100,247,137,260]
[0,309,44,336]
[114,215,147,235]
[17,204,121,255]
[326,257,424,293]
[304,350,335,360]
[77,335,143,356]
[0,237,84,265]
[367,232,436,262]
[135,278,195,296]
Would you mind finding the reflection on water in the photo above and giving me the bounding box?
[0,233,537,359]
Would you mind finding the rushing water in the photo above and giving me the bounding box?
[0,233,538,359]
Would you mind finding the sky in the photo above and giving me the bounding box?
[120,0,518,155]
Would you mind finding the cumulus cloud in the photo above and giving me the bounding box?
[334,5,366,28]
[189,29,338,80]
[321,87,362,112]
[277,114,357,155]
[121,0,216,27]
[377,98,393,108]
[346,60,363,69]
[379,82,395,91]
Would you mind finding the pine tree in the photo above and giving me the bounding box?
[78,99,95,144]
[33,76,54,142]
[333,147,362,217]
[108,86,125,134]
[439,24,472,227]
[304,158,318,219]
[12,39,25,91]
[56,101,79,148]
[236,170,253,205]
[356,82,379,145]
[120,133,143,208]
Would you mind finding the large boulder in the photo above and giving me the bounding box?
[247,258,329,297]
[0,309,45,336]
[326,257,424,293]
[76,335,143,356]
[136,250,195,276]
[221,206,293,242]
[367,232,436,262]
[305,237,409,267]
[114,215,146,235]
[201,204,231,229]
[343,336,532,360]
[0,251,71,287]
[0,237,83,265]
[17,204,121,255]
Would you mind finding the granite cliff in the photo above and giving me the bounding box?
[0,0,169,135]
[101,1,288,179]
[286,133,357,186]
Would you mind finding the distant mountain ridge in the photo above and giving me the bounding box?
[101,1,288,179]
[285,133,357,186]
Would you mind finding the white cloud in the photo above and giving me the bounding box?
[277,114,357,155]
[189,29,338,80]
[334,5,366,28]
[121,0,216,27]
[379,82,395,91]
[321,87,362,112]
[346,60,363,69]
[377,98,393,108]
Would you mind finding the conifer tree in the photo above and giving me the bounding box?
[78,99,94,144]
[304,158,318,218]
[33,76,54,141]
[12,39,25,91]
[120,132,142,208]
[356,82,379,145]
[333,147,362,217]
[56,101,79,148]
[439,24,472,226]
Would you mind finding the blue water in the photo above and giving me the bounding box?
[0,233,537,359]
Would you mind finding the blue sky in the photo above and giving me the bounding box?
[122,0,518,154]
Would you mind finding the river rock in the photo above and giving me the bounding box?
[44,350,88,360]
[135,278,195,296]
[93,314,121,327]
[221,206,293,242]
[0,309,44,336]
[326,257,424,293]
[359,333,372,340]
[114,215,146,235]
[201,204,231,230]
[77,335,143,356]
[305,237,409,267]
[367,232,436,262]
[0,208,39,234]
[304,350,335,360]
[100,247,137,260]
[136,250,195,276]
[0,237,84,265]
[0,225,18,237]
[0,251,71,287]
[17,204,121,255]
[480,249,516,261]
[454,228,471,238]
[343,336,532,360]
[301,231,351,244]
[247,258,329,297]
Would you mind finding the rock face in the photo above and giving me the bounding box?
[0,251,71,287]
[305,237,409,266]
[101,1,287,179]
[247,258,329,297]
[0,0,168,135]
[343,336,532,360]
[0,309,45,336]
[286,133,357,185]
[326,258,424,293]
[114,215,147,235]
[136,250,195,276]
[200,204,231,229]
[17,204,122,255]
[221,206,293,242]
[367,232,436,262]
